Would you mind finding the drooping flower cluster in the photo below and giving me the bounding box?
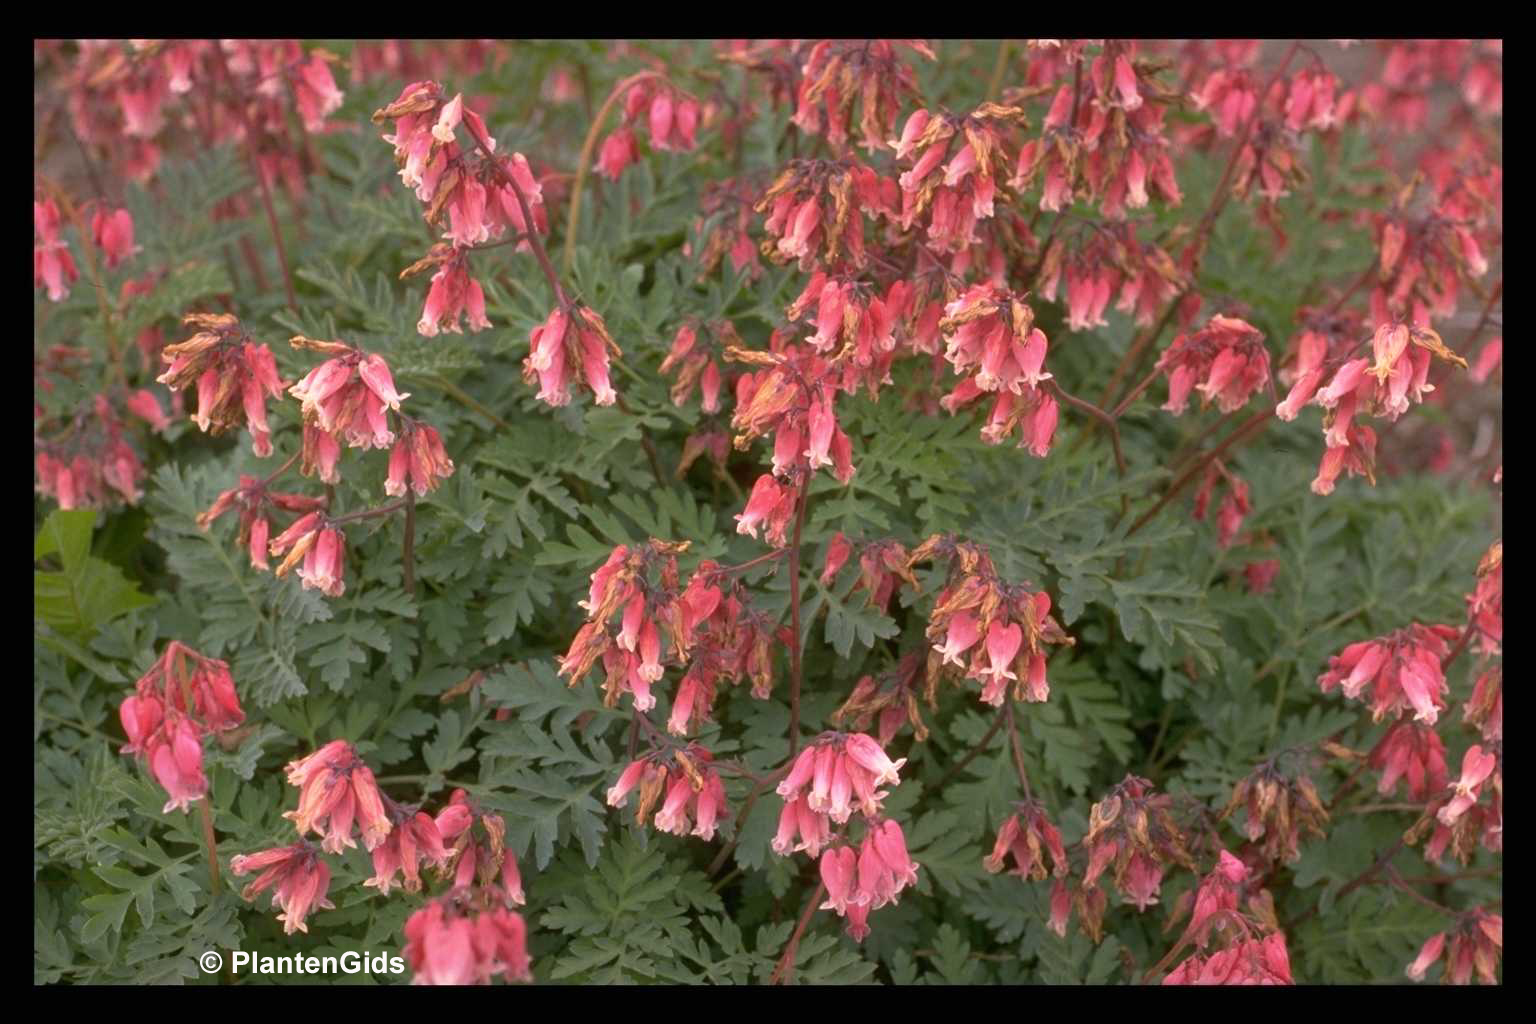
[1406,742,1502,867]
[118,641,245,814]
[984,800,1068,881]
[666,566,787,730]
[1163,932,1293,986]
[1081,775,1196,913]
[607,745,728,842]
[366,795,451,896]
[818,818,920,942]
[727,342,856,543]
[559,541,782,724]
[1406,909,1502,985]
[558,540,688,712]
[402,244,491,338]
[1191,459,1251,549]
[595,77,703,181]
[1274,308,1362,421]
[1317,622,1460,725]
[660,319,739,413]
[1033,221,1187,331]
[404,892,532,985]
[230,843,335,936]
[819,535,918,614]
[267,511,348,597]
[893,103,1027,252]
[34,393,149,508]
[55,40,346,208]
[1217,761,1329,865]
[686,177,763,281]
[1370,179,1493,329]
[1189,66,1318,209]
[34,198,79,302]
[372,80,549,337]
[288,335,411,456]
[199,473,327,570]
[89,205,138,269]
[1369,720,1447,802]
[773,732,906,856]
[1465,540,1501,656]
[755,158,897,271]
[1463,665,1501,745]
[1012,41,1183,219]
[1169,850,1264,950]
[784,270,908,397]
[283,739,393,854]
[385,417,456,498]
[830,650,930,745]
[908,534,1074,707]
[794,40,933,153]
[435,789,525,906]
[1277,318,1470,496]
[156,314,285,456]
[1156,314,1270,416]
[524,303,621,408]
[937,284,1058,454]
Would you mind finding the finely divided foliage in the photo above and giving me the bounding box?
[35,39,1500,985]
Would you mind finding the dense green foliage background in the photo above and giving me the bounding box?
[35,40,1500,984]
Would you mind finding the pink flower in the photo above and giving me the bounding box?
[1163,933,1293,985]
[404,898,533,985]
[366,798,450,895]
[133,640,245,733]
[294,56,344,131]
[606,749,728,843]
[776,733,905,835]
[1437,745,1497,827]
[231,842,335,936]
[147,714,208,814]
[1405,909,1501,985]
[1369,721,1447,802]
[418,257,492,337]
[296,527,346,597]
[1469,337,1501,383]
[983,802,1068,880]
[385,420,456,497]
[288,340,410,450]
[118,641,246,814]
[522,304,621,408]
[1310,424,1377,496]
[90,207,138,269]
[1243,559,1280,595]
[284,740,393,853]
[820,532,853,587]
[435,789,526,907]
[1317,623,1459,724]
[933,612,980,667]
[1156,315,1270,416]
[404,901,477,985]
[125,389,170,432]
[35,199,80,302]
[596,127,640,181]
[158,315,285,456]
[1406,932,1446,981]
[979,620,1023,705]
[735,473,793,544]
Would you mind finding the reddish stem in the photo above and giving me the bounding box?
[1126,408,1272,537]
[211,44,299,315]
[770,881,826,985]
[786,475,811,761]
